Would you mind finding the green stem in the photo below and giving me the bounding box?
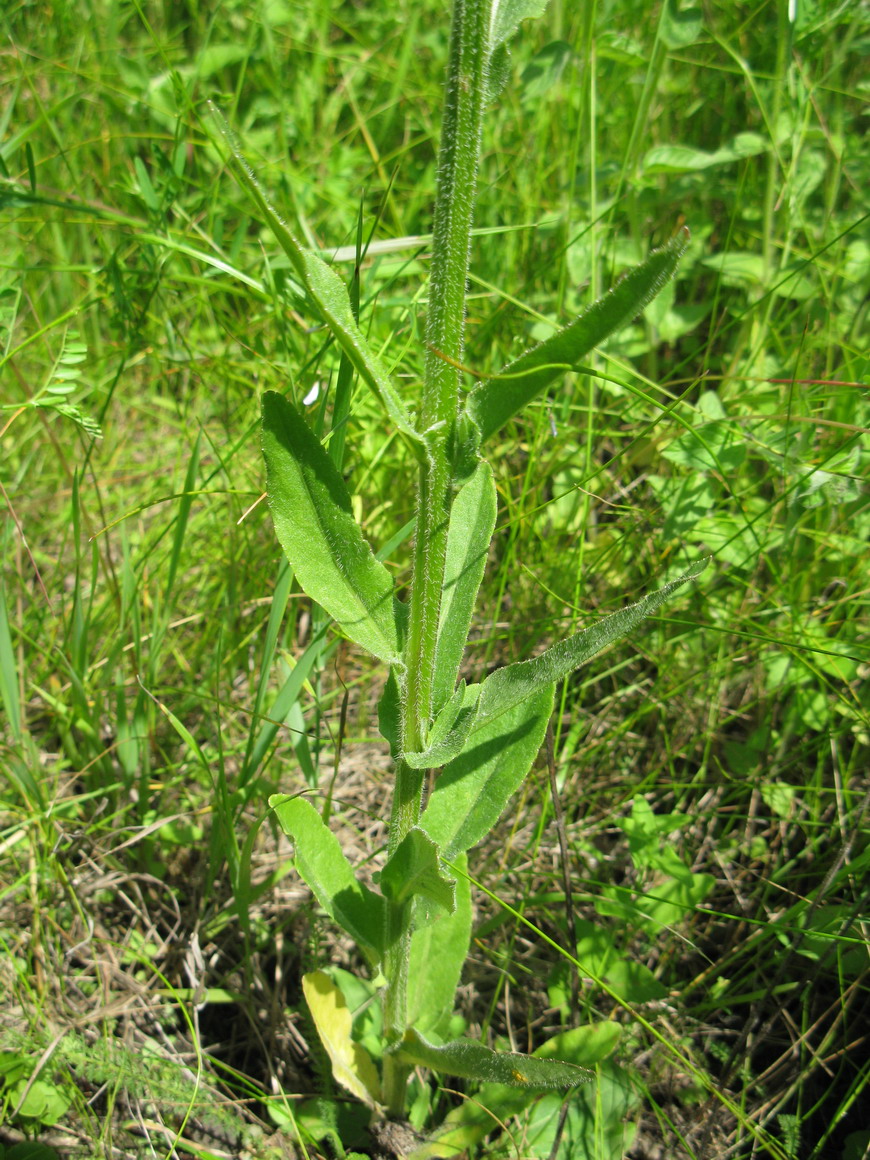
[405,0,490,758]
[383,0,491,1118]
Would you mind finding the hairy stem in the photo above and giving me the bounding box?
[383,0,491,1117]
[405,0,490,764]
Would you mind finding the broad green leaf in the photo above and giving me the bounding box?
[408,854,472,1039]
[431,460,498,714]
[380,828,456,913]
[262,391,403,664]
[404,681,481,769]
[209,104,422,445]
[700,250,765,287]
[474,559,708,725]
[421,684,554,859]
[494,1064,638,1160]
[395,1029,592,1089]
[302,971,383,1108]
[467,230,689,442]
[633,871,715,933]
[570,919,667,1002]
[5,1142,64,1160]
[8,1078,71,1126]
[269,795,387,965]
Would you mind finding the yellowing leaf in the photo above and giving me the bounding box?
[302,971,383,1108]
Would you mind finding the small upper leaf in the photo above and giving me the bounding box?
[404,681,481,769]
[262,390,403,664]
[467,229,690,442]
[486,0,550,101]
[380,827,456,913]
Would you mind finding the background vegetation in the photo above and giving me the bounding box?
[1,0,867,1158]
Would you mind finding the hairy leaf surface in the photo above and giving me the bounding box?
[468,229,690,441]
[475,558,708,724]
[408,854,472,1039]
[262,390,403,664]
[270,795,387,964]
[420,684,554,858]
[431,461,497,714]
[381,827,456,913]
[303,971,383,1107]
[404,681,481,769]
[395,1029,593,1089]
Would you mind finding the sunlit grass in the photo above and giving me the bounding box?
[1,0,868,1156]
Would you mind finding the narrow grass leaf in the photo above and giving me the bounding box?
[467,229,690,442]
[476,558,708,724]
[164,430,200,604]
[209,105,423,446]
[270,795,387,965]
[395,1029,593,1089]
[242,622,330,785]
[380,827,456,912]
[0,580,21,741]
[420,684,554,859]
[431,460,497,714]
[408,854,472,1039]
[240,558,294,779]
[262,390,402,664]
[302,971,383,1108]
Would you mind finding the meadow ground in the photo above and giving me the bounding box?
[1,1,868,1158]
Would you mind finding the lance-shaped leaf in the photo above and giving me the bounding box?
[209,104,422,446]
[262,390,403,664]
[431,461,497,715]
[420,684,554,859]
[475,558,708,725]
[269,795,387,965]
[467,229,690,442]
[408,854,472,1039]
[404,681,481,769]
[380,827,456,913]
[303,971,383,1108]
[393,1029,593,1090]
